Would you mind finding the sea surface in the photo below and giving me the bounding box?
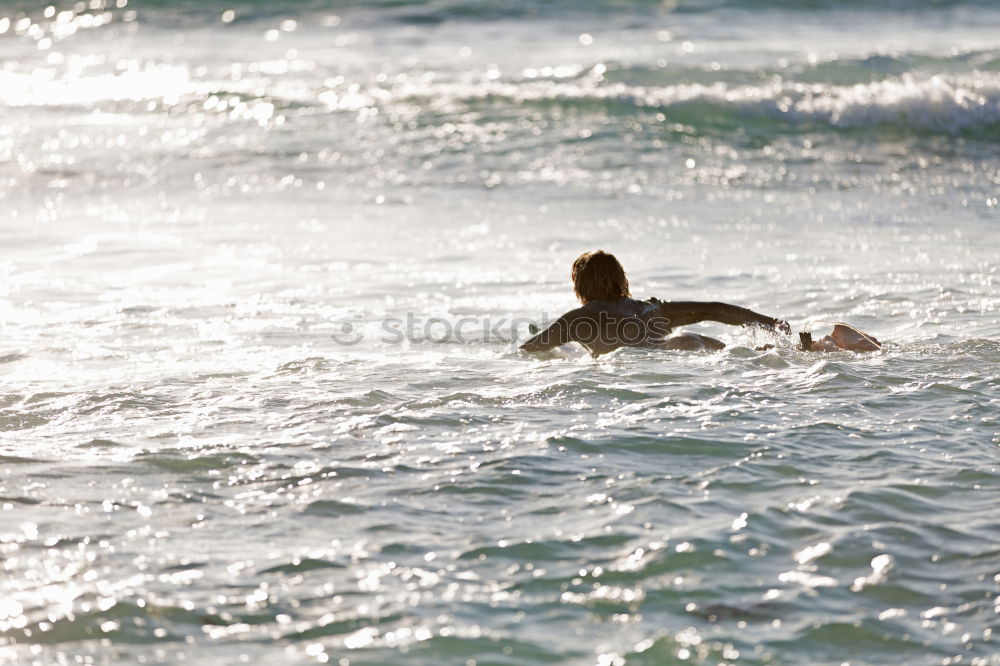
[1,1,999,664]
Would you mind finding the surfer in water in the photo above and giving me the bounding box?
[520,250,791,356]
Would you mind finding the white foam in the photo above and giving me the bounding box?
[385,71,1000,135]
[4,43,999,138]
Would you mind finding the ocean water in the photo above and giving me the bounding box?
[1,1,999,664]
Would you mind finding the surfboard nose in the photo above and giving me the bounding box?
[830,324,881,351]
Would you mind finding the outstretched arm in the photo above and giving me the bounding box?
[657,301,790,333]
[520,315,572,352]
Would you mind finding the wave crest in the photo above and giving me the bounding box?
[387,72,1000,138]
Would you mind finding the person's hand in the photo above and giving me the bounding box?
[773,319,791,335]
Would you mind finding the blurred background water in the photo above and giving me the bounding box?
[1,1,998,664]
